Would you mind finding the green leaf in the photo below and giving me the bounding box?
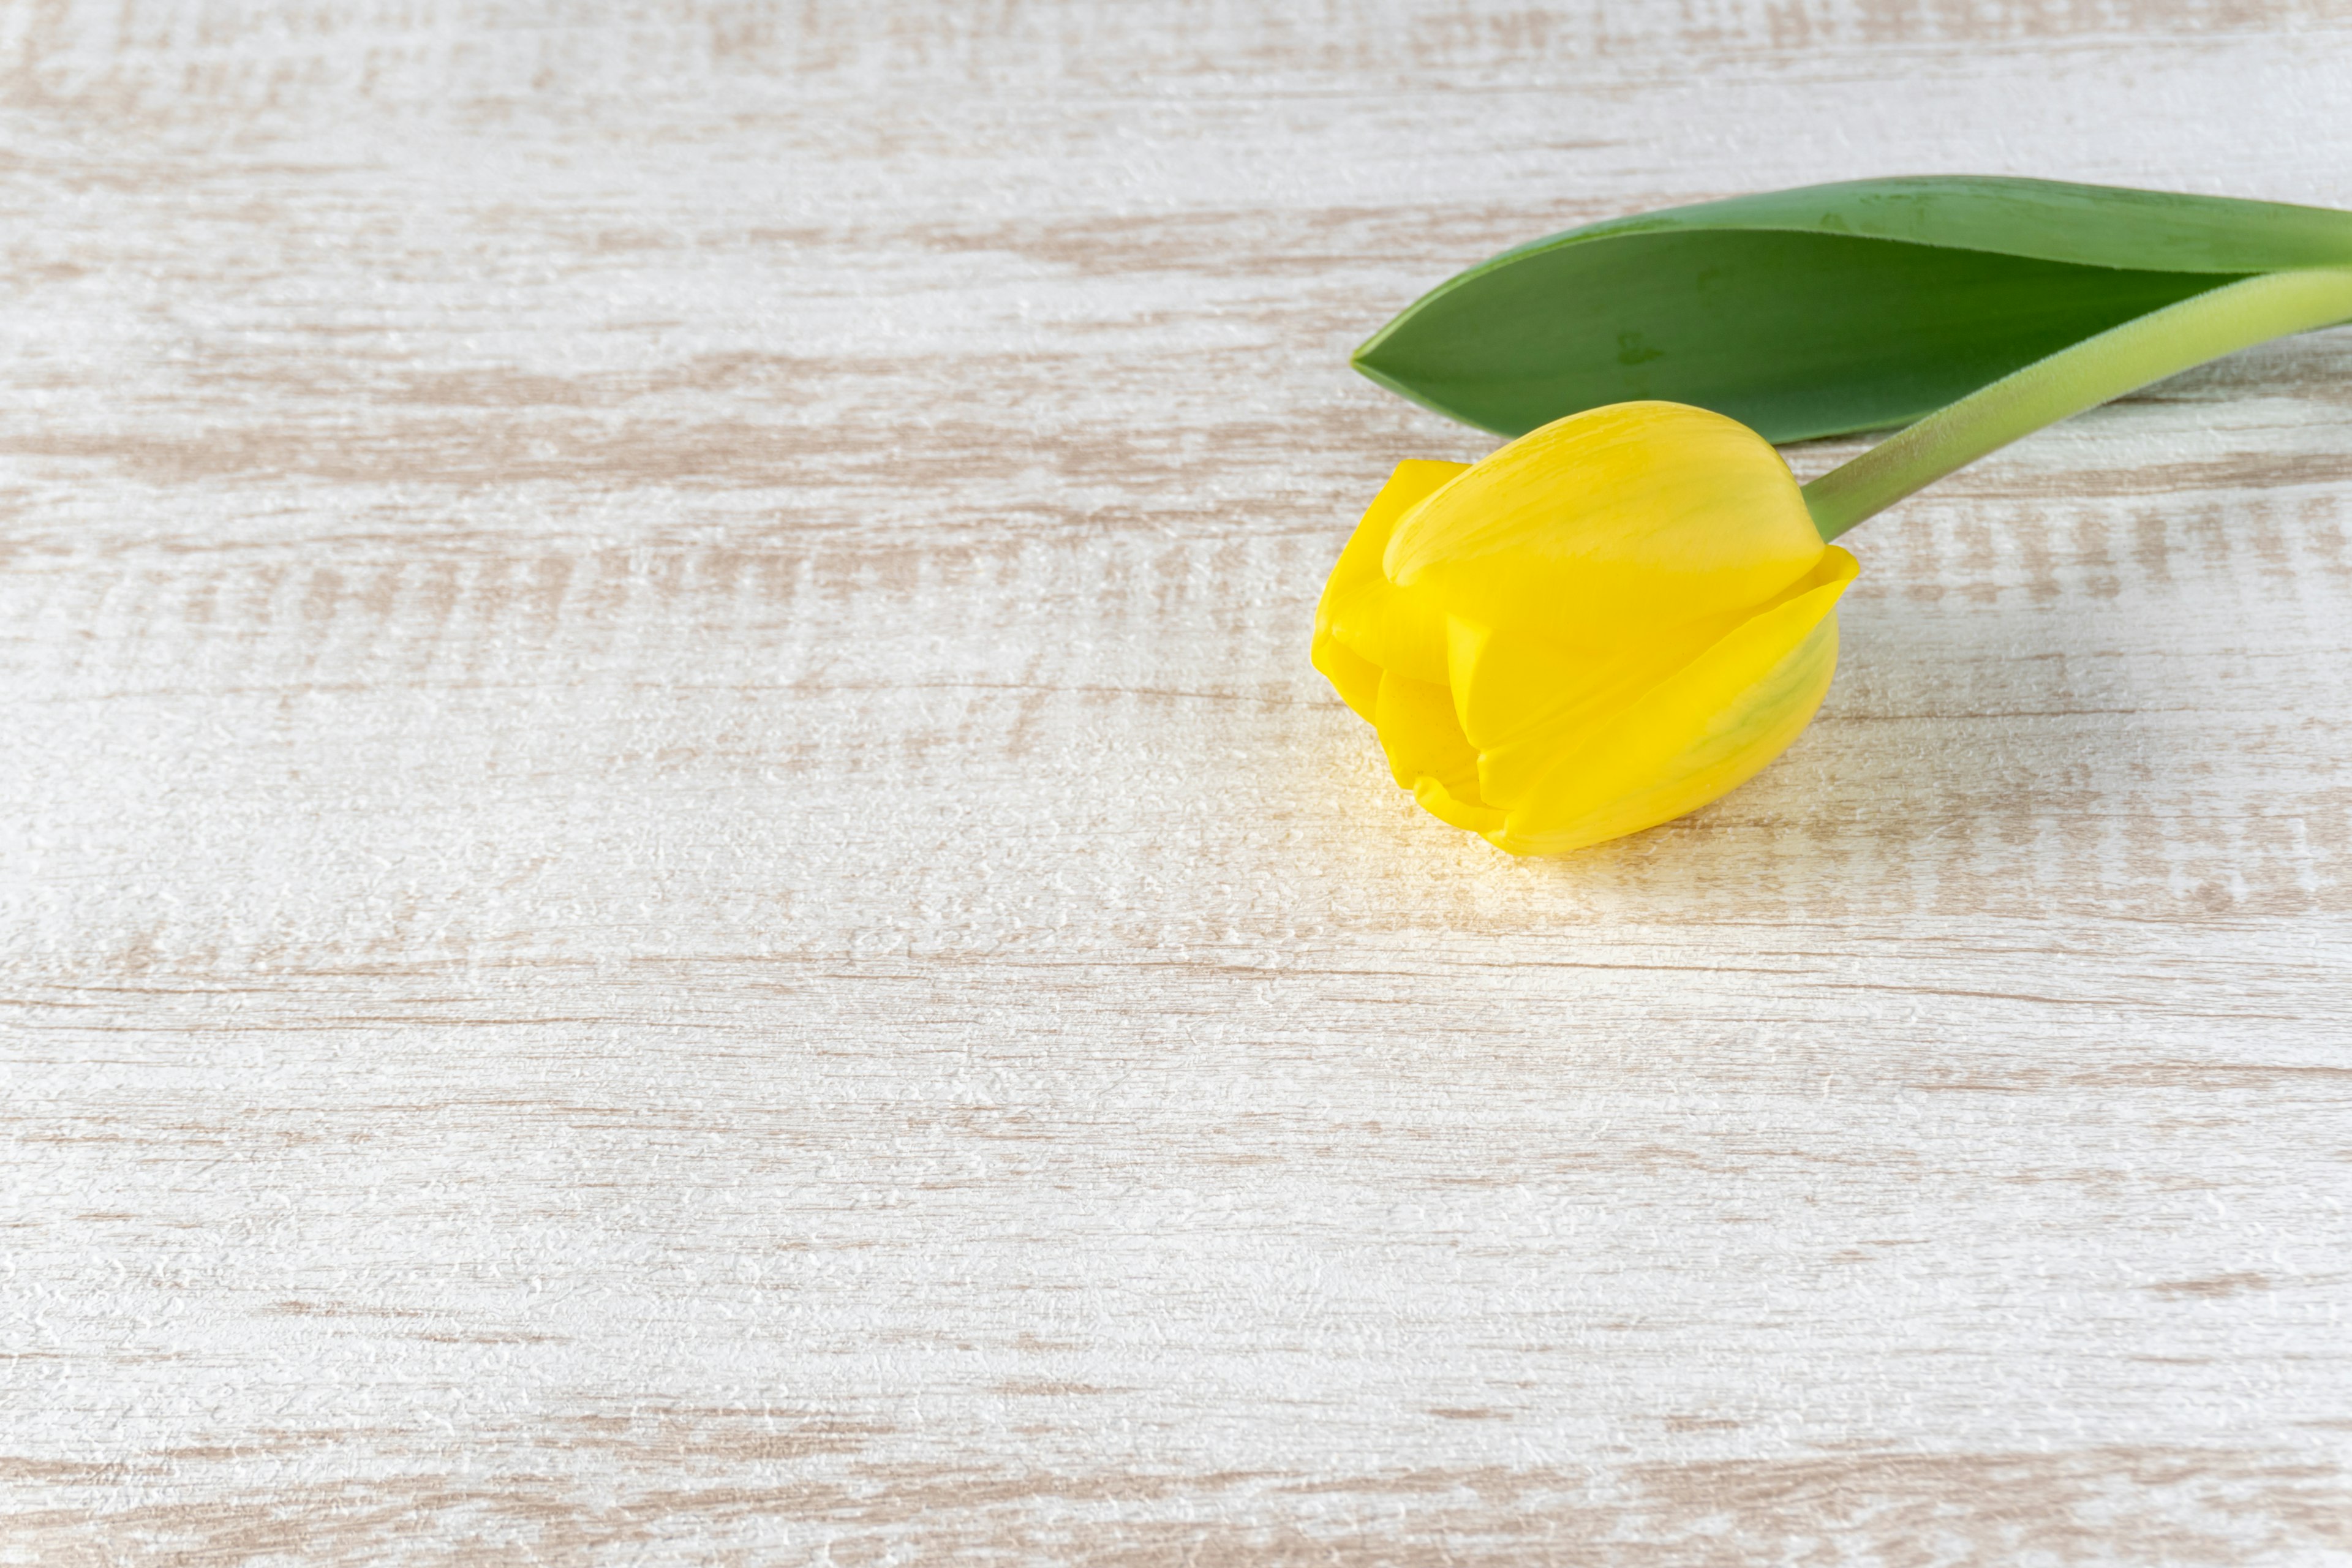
[1353,176,2352,443]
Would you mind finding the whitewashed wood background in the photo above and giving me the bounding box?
[4,2,2351,1562]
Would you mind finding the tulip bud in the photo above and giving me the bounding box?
[1312,401,1858,856]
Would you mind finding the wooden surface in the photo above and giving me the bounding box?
[6,2,2352,1562]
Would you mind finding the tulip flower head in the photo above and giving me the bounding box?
[1311,401,1858,856]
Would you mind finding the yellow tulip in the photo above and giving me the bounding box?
[1311,401,1859,856]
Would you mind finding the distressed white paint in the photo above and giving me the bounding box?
[4,2,2351,1561]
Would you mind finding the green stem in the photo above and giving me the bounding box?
[1801,267,2352,542]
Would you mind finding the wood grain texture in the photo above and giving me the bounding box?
[5,2,2352,1562]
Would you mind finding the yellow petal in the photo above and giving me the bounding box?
[1489,546,1858,854]
[1372,668,1487,807]
[1414,775,1507,835]
[1326,576,1451,685]
[1310,631,1385,722]
[1447,609,1745,805]
[1316,459,1467,686]
[1314,459,1468,633]
[1384,402,1822,650]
